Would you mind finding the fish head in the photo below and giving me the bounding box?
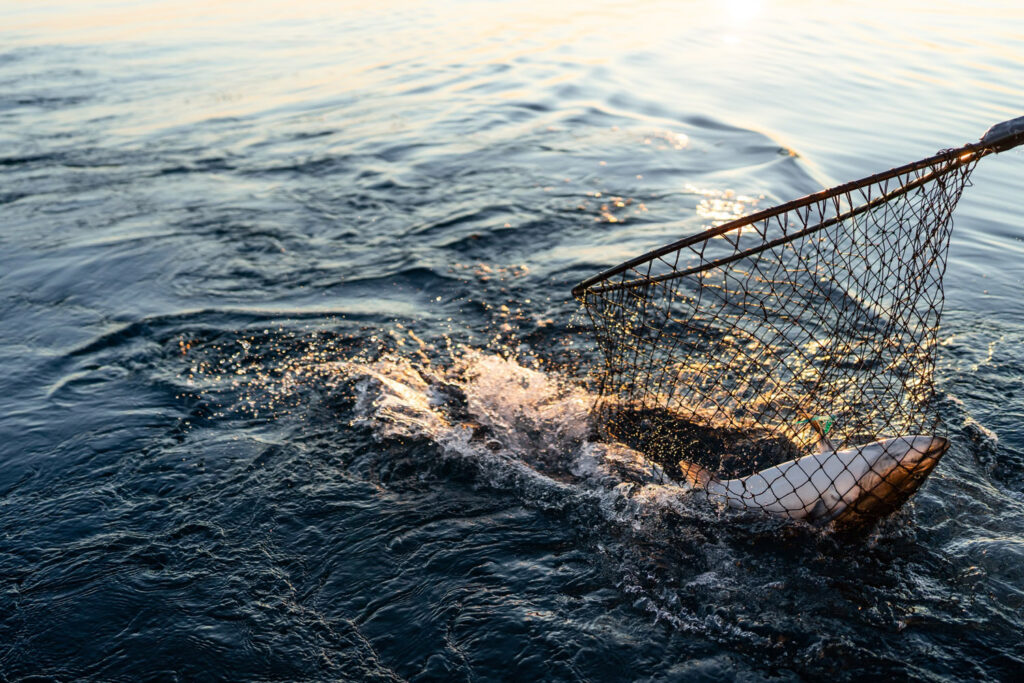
[831,435,949,529]
[866,434,948,470]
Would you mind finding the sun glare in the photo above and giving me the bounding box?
[720,0,764,44]
[726,0,763,22]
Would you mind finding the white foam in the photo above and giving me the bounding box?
[338,350,695,520]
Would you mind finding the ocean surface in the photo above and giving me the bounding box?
[2,1,1023,680]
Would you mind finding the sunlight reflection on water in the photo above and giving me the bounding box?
[2,1,1023,679]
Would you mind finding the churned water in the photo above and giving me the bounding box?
[2,1,1023,680]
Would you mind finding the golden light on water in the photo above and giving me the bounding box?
[686,185,765,228]
[2,0,1024,676]
[7,0,1023,147]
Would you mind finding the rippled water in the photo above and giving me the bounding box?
[2,1,1023,680]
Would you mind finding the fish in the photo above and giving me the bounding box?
[679,435,949,528]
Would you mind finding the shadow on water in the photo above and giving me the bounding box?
[605,406,801,481]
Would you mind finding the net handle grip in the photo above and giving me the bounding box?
[981,115,1024,153]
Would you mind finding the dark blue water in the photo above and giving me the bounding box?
[2,1,1023,680]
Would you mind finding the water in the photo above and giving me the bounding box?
[2,1,1023,679]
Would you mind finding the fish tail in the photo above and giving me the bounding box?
[678,460,713,489]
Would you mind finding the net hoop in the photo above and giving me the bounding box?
[572,117,1024,528]
[574,123,1023,299]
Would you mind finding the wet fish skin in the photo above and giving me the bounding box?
[680,435,949,528]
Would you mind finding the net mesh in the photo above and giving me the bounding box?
[574,142,1001,529]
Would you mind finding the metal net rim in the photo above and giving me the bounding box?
[572,137,1010,299]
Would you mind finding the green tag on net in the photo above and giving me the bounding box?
[795,415,834,435]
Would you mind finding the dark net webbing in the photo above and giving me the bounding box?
[574,143,999,528]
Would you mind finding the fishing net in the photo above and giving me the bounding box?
[573,117,1024,528]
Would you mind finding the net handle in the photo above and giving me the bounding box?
[572,115,1024,299]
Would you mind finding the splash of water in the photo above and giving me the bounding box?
[334,349,784,639]
[338,350,695,518]
[182,336,910,649]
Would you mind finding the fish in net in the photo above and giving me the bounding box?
[573,117,1024,530]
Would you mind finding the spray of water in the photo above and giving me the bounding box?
[340,350,694,516]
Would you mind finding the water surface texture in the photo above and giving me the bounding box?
[2,1,1024,680]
